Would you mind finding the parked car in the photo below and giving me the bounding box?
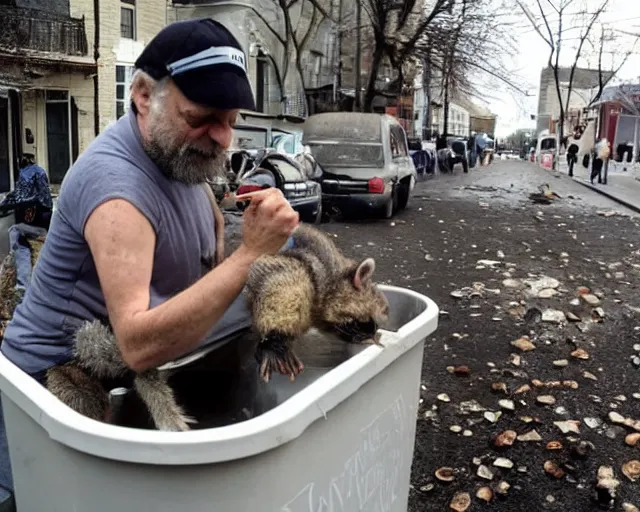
[233,151,323,224]
[407,137,437,176]
[437,137,469,173]
[303,112,417,219]
[450,138,470,173]
[211,120,322,222]
[535,132,557,167]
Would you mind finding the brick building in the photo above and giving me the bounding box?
[0,0,165,189]
[593,84,640,158]
[466,102,496,137]
[96,0,166,129]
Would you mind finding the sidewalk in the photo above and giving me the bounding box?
[557,159,640,213]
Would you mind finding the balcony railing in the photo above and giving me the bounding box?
[0,6,88,57]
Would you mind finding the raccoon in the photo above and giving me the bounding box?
[45,224,389,431]
[46,321,195,432]
[246,223,390,382]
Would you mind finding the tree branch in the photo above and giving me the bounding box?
[298,3,319,51]
[252,7,287,47]
[298,0,334,23]
[564,0,610,113]
[590,33,640,105]
[464,60,531,96]
[397,0,454,62]
[514,0,553,49]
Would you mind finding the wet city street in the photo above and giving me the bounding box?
[322,161,640,511]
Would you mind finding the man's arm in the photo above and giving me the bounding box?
[84,189,298,372]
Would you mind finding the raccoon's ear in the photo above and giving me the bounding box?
[353,258,375,290]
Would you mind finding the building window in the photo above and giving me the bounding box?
[120,0,136,39]
[313,54,321,88]
[390,125,408,158]
[116,65,135,119]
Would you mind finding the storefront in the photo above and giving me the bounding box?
[595,84,640,162]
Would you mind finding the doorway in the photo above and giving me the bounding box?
[45,90,71,185]
[0,97,10,193]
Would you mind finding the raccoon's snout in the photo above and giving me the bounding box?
[335,319,378,343]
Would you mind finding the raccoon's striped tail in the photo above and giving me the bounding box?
[73,320,129,379]
[73,320,195,432]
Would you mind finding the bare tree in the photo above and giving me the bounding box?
[588,25,639,106]
[288,0,334,96]
[438,2,468,136]
[516,0,611,148]
[359,0,454,112]
[505,128,534,149]
[418,0,523,135]
[608,85,640,116]
[250,0,334,112]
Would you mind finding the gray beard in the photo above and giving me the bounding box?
[143,137,226,186]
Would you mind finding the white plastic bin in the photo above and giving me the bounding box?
[0,285,438,512]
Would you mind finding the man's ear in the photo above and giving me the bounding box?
[130,73,156,117]
[353,258,375,290]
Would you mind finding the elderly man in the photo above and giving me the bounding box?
[0,18,298,509]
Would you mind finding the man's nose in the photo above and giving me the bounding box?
[207,123,233,149]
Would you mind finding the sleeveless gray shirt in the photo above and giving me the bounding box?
[1,109,252,380]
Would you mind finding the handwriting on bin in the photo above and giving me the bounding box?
[281,395,407,512]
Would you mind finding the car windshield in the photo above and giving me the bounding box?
[540,138,556,151]
[272,131,297,154]
[233,127,268,150]
[307,143,384,167]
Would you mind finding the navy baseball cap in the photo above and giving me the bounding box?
[135,18,256,111]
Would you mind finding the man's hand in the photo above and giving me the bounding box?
[235,188,299,257]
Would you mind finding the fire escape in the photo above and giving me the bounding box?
[0,0,95,187]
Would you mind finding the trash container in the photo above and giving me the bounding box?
[0,285,438,512]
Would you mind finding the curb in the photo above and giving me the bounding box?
[571,178,640,214]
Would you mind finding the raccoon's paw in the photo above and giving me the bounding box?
[255,333,305,383]
[364,331,385,347]
[155,407,196,432]
[184,415,198,425]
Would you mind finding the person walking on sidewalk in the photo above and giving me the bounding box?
[566,142,579,178]
[591,138,611,185]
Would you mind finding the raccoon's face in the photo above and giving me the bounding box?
[321,258,389,343]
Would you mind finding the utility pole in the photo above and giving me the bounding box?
[333,0,343,104]
[354,0,362,110]
[423,54,431,139]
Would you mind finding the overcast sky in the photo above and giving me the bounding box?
[482,0,640,137]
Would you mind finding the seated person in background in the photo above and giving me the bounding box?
[0,154,53,230]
